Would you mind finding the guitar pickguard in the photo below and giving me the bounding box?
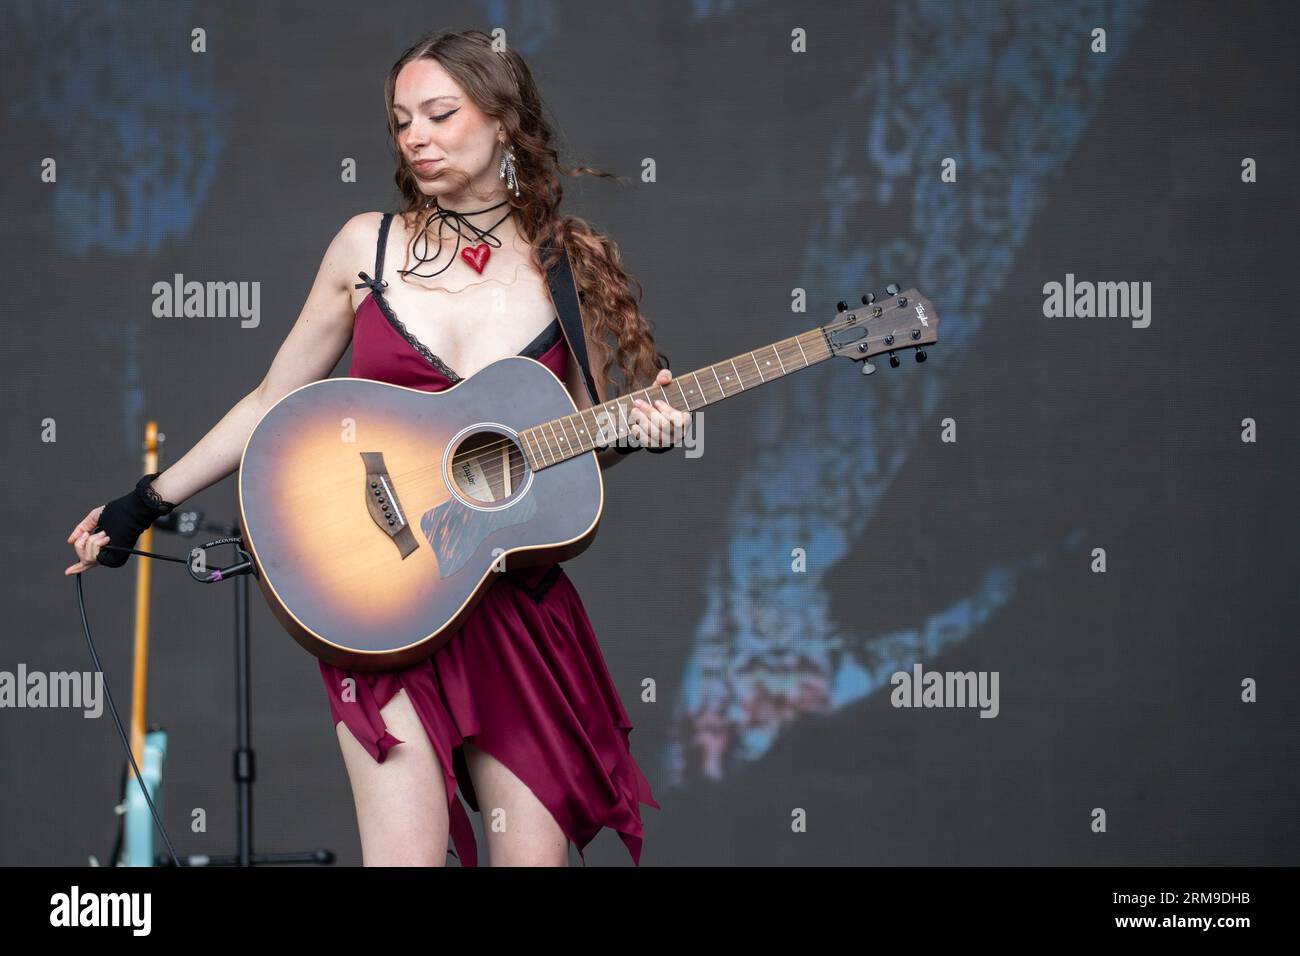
[421,493,538,578]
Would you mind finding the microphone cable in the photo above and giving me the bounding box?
[72,537,254,868]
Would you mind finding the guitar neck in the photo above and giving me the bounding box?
[521,325,834,468]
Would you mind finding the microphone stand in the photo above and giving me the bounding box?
[151,509,334,867]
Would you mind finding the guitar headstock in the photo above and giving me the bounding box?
[824,285,940,372]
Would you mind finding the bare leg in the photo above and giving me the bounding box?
[334,688,450,866]
[463,739,569,866]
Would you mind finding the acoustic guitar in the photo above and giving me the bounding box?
[238,287,940,671]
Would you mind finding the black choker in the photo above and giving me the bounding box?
[400,198,513,279]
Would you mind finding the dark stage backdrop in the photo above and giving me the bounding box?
[1,0,1296,866]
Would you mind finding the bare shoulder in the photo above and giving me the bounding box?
[313,211,385,294]
[337,211,385,257]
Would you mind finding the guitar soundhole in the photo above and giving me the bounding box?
[448,428,530,508]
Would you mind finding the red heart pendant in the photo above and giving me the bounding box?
[461,244,491,273]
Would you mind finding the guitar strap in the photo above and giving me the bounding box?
[510,240,594,593]
[540,235,601,406]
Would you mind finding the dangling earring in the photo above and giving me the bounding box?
[498,142,520,197]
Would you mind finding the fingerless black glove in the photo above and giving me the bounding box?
[92,473,177,568]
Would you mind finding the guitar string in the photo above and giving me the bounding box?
[350,333,819,497]
[431,319,892,476]
[276,317,902,510]
[275,320,895,519]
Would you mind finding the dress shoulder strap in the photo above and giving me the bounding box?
[354,212,394,295]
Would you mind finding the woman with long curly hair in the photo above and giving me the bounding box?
[64,28,686,867]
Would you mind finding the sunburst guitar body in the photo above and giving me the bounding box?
[238,287,940,671]
[238,356,602,672]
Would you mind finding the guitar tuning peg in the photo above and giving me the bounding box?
[837,300,848,313]
[885,282,900,296]
[861,292,875,305]
[915,349,927,363]
[889,353,900,368]
[861,360,877,375]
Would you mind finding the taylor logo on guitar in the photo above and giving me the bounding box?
[237,287,941,671]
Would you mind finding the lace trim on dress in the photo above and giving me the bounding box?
[356,214,561,384]
[361,281,562,384]
[366,286,466,384]
[519,317,563,360]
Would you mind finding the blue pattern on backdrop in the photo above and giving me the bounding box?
[7,0,234,256]
[9,0,1147,786]
[6,0,235,452]
[475,0,560,53]
[661,0,1147,787]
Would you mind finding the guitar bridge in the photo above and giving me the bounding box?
[360,451,419,559]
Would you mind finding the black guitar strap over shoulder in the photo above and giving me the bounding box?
[540,236,600,406]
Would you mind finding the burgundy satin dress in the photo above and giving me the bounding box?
[320,220,658,867]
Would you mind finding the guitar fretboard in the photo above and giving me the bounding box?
[520,326,834,468]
